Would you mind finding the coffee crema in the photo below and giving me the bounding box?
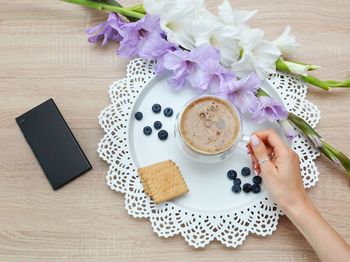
[179,97,240,154]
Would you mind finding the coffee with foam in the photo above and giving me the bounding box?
[179,96,240,155]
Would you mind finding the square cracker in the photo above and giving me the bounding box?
[137,160,189,204]
[138,160,174,194]
[141,166,180,195]
[147,166,189,204]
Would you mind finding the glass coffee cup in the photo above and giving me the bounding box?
[174,95,250,163]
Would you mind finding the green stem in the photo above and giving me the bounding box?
[323,79,350,88]
[275,58,291,74]
[300,75,330,91]
[276,57,350,90]
[128,3,146,14]
[61,0,145,19]
[276,57,321,74]
[239,48,244,60]
[98,0,122,7]
[257,88,269,97]
[284,59,321,71]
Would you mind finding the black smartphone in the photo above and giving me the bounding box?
[16,99,92,190]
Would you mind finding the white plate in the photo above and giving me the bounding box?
[98,59,320,247]
[129,76,285,214]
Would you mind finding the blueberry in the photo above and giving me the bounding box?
[251,184,261,193]
[241,167,251,177]
[252,175,262,185]
[158,130,168,141]
[152,104,162,113]
[231,184,241,193]
[154,121,162,130]
[143,126,152,136]
[134,111,143,121]
[242,183,252,193]
[227,170,237,180]
[163,107,173,117]
[233,178,241,185]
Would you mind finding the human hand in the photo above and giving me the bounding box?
[248,129,350,261]
[248,129,309,211]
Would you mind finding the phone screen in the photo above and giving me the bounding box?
[16,99,92,190]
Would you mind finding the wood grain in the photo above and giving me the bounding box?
[0,0,349,261]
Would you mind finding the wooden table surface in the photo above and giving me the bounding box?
[1,0,349,261]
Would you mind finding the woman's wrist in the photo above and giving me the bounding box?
[280,193,313,220]
[281,193,350,262]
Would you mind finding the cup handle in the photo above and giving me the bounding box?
[241,135,250,143]
[237,134,250,153]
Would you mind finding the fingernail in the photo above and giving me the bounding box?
[253,163,258,170]
[254,170,259,176]
[250,135,259,146]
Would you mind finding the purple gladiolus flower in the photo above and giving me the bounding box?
[252,96,288,122]
[197,60,235,95]
[138,36,178,73]
[162,43,221,89]
[226,73,261,114]
[118,14,163,58]
[138,35,177,60]
[279,119,298,140]
[86,13,124,46]
[162,49,193,88]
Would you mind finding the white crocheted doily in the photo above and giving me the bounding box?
[98,58,320,248]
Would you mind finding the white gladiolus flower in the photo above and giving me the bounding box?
[282,60,321,76]
[142,0,167,14]
[283,61,309,75]
[143,0,203,15]
[231,28,281,78]
[218,0,257,28]
[143,0,204,50]
[208,25,241,66]
[190,8,241,66]
[159,14,195,50]
[230,52,256,78]
[274,25,299,56]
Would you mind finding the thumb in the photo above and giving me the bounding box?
[250,134,276,176]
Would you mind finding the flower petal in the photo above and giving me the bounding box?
[274,25,299,56]
[218,0,257,26]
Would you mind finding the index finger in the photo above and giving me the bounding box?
[252,129,288,153]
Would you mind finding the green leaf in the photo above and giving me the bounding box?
[320,144,340,165]
[289,112,350,177]
[322,142,350,177]
[288,113,322,138]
